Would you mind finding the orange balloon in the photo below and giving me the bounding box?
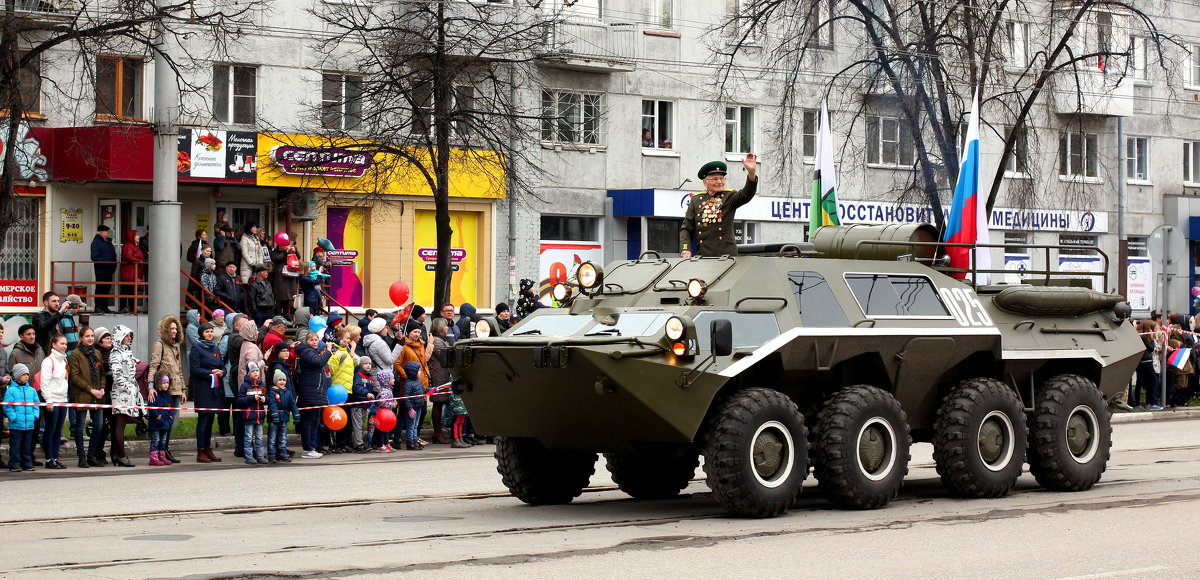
[323,406,348,430]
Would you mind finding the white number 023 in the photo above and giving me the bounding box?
[938,287,994,327]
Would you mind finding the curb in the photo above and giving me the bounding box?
[1111,407,1200,423]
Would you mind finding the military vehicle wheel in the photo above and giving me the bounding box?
[1028,374,1111,491]
[702,387,808,518]
[933,378,1027,498]
[495,437,597,505]
[604,451,700,500]
[813,385,911,509]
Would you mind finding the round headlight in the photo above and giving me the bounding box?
[687,278,707,299]
[552,282,572,303]
[665,316,686,341]
[578,262,602,289]
[474,319,492,338]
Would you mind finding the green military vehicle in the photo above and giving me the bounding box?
[446,224,1143,518]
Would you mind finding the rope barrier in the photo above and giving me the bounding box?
[0,386,452,413]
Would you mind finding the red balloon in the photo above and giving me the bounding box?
[374,409,397,432]
[323,406,348,430]
[389,281,411,307]
[273,232,290,247]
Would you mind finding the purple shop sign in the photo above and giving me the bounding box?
[326,249,359,260]
[418,248,467,263]
[269,145,372,177]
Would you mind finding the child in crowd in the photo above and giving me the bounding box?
[147,374,175,466]
[40,335,71,468]
[350,356,376,453]
[4,364,38,471]
[447,392,471,448]
[400,361,427,450]
[238,362,267,464]
[267,369,299,463]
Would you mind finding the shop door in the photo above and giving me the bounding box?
[325,207,366,307]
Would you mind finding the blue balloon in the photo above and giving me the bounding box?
[327,384,348,406]
[308,315,327,333]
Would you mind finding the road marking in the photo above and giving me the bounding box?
[1055,566,1170,580]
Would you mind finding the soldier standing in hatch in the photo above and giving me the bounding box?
[679,154,758,258]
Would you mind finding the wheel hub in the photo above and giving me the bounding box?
[977,410,1015,472]
[856,417,897,481]
[749,420,795,488]
[1066,404,1099,463]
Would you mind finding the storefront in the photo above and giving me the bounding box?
[0,123,51,313]
[255,133,504,310]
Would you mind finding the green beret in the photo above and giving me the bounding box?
[698,161,728,179]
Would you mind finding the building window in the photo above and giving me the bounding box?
[1191,45,1200,86]
[540,215,599,241]
[802,109,817,158]
[1059,132,1098,178]
[1126,137,1149,181]
[213,64,256,125]
[808,0,833,48]
[14,51,40,115]
[641,99,672,149]
[542,0,601,19]
[1095,12,1111,72]
[0,197,37,281]
[1185,141,1200,183]
[1004,126,1028,176]
[866,115,914,166]
[724,106,753,154]
[1005,21,1029,69]
[647,217,682,254]
[542,90,603,145]
[321,72,363,131]
[95,56,143,120]
[727,0,757,42]
[1130,36,1148,80]
[1133,85,1152,114]
[646,0,671,28]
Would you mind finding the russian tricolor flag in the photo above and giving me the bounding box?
[943,92,991,283]
[1168,347,1191,369]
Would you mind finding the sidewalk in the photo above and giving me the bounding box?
[1111,406,1200,423]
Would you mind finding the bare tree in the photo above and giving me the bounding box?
[0,0,263,234]
[714,0,1179,230]
[309,0,552,309]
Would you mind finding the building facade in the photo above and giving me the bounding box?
[6,0,1199,316]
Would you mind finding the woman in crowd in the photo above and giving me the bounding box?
[39,334,70,469]
[295,331,334,458]
[119,229,146,313]
[190,322,225,463]
[236,321,264,389]
[427,318,453,445]
[68,327,107,468]
[297,262,324,313]
[108,325,143,467]
[149,315,187,464]
[397,325,431,447]
[93,327,114,465]
[270,235,300,317]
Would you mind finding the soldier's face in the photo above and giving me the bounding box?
[703,174,726,193]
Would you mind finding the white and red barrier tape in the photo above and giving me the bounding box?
[0,386,451,412]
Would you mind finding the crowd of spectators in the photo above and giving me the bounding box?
[1,216,545,471]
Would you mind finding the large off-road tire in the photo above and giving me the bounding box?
[1027,374,1111,491]
[495,437,597,505]
[933,378,1027,498]
[813,385,911,509]
[604,451,700,500]
[702,387,808,518]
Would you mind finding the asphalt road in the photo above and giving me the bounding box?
[1,418,1198,580]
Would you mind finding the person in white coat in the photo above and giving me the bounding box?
[40,335,71,469]
[238,223,264,283]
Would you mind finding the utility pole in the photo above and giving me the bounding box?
[147,0,181,355]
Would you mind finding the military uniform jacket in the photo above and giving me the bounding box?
[679,177,758,257]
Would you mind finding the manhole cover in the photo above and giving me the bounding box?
[125,535,194,541]
[382,516,463,523]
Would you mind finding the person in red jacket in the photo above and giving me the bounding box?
[119,230,146,313]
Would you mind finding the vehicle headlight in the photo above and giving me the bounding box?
[665,316,686,341]
[474,319,492,338]
[687,278,707,299]
[552,282,572,303]
[578,262,602,290]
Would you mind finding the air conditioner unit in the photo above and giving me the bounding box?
[290,190,319,221]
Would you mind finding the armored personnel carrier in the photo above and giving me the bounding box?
[445,224,1143,518]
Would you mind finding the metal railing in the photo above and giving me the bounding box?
[179,269,235,320]
[50,260,147,314]
[539,19,640,63]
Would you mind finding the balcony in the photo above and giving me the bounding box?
[9,0,75,21]
[1053,70,1135,117]
[537,19,639,73]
